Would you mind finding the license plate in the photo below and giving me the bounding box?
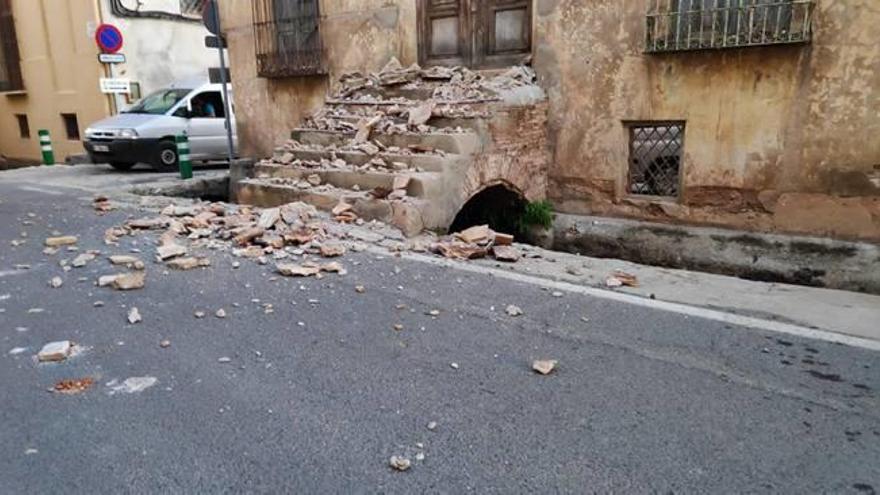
[93,145,110,152]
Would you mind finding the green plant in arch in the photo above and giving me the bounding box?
[518,200,554,230]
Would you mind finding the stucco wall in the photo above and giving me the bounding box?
[0,0,108,162]
[222,0,880,241]
[102,0,218,99]
[533,0,880,241]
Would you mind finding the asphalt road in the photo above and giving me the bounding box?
[0,175,878,494]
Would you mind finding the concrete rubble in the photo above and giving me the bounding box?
[37,341,73,362]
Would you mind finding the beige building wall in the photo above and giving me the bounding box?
[222,0,880,241]
[0,0,110,162]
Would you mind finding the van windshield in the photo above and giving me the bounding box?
[124,88,192,115]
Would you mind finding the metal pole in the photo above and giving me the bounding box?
[177,134,193,179]
[38,130,55,166]
[211,5,236,164]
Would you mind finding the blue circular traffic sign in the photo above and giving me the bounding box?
[95,24,124,54]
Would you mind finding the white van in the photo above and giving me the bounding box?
[83,81,238,171]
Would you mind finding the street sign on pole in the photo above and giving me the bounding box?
[99,78,131,94]
[98,53,126,64]
[95,24,124,53]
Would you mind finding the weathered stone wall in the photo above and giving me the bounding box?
[533,0,880,242]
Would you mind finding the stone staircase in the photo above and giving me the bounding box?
[234,61,550,236]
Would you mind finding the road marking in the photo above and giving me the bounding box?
[380,248,880,352]
[17,185,65,196]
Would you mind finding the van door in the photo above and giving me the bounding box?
[185,90,227,159]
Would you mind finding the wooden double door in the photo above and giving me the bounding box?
[417,0,532,69]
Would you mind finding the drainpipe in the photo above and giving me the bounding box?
[93,0,118,116]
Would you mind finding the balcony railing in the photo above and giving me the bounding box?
[253,0,326,78]
[646,0,815,53]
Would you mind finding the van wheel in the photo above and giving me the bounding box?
[155,141,178,172]
[109,162,134,171]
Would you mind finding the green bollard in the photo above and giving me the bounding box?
[38,130,55,166]
[176,134,192,180]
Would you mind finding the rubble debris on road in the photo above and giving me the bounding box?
[37,341,73,362]
[160,340,171,348]
[605,270,639,288]
[71,252,97,268]
[109,255,145,270]
[128,307,142,324]
[215,309,227,319]
[492,245,521,262]
[389,455,412,472]
[427,421,438,431]
[167,257,211,270]
[157,243,188,261]
[505,305,523,317]
[48,276,63,288]
[93,196,115,214]
[107,376,157,395]
[111,272,146,291]
[45,236,77,247]
[532,359,558,375]
[53,377,95,395]
[355,285,366,293]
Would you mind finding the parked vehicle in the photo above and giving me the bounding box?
[83,81,237,171]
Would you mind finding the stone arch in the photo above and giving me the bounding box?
[448,182,528,235]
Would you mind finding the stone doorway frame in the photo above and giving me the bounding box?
[417,0,533,69]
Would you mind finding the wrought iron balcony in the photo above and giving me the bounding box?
[645,0,815,53]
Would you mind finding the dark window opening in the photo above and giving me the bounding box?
[15,114,29,138]
[61,113,80,140]
[0,0,24,92]
[253,0,325,78]
[190,91,225,118]
[627,122,684,198]
[449,185,527,237]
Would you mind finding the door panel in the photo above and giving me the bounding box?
[418,0,470,67]
[418,0,531,69]
[186,91,226,159]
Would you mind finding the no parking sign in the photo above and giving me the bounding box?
[95,24,124,53]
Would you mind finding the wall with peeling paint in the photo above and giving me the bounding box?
[533,0,880,241]
[222,0,880,241]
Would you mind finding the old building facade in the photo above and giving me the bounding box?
[0,0,218,163]
[221,0,880,242]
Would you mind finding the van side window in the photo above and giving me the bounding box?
[190,91,225,119]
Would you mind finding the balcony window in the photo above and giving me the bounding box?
[253,0,325,78]
[646,0,815,53]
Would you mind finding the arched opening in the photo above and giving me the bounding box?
[448,184,527,236]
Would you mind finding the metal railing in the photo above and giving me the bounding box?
[253,0,326,78]
[0,0,23,92]
[646,0,815,53]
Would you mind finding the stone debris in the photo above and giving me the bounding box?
[319,242,346,258]
[427,421,438,431]
[492,245,521,262]
[218,356,232,363]
[389,455,412,472]
[167,257,211,270]
[45,236,77,247]
[48,276,63,288]
[71,252,97,268]
[215,308,227,319]
[505,305,523,317]
[160,340,171,348]
[128,307,142,324]
[37,341,72,362]
[606,270,639,288]
[93,196,114,214]
[107,376,157,395]
[53,377,95,395]
[157,243,187,261]
[532,359,558,375]
[112,272,146,291]
[194,311,206,319]
[109,255,145,270]
[355,285,366,293]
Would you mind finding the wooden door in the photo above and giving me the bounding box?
[418,0,532,68]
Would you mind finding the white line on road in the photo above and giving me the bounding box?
[381,248,880,352]
[17,185,65,196]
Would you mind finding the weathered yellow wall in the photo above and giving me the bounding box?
[220,0,417,158]
[0,0,110,162]
[534,0,880,241]
[224,0,880,240]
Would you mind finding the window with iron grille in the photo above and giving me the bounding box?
[61,113,80,141]
[646,0,815,53]
[627,123,684,198]
[15,114,29,138]
[253,0,325,78]
[0,0,24,92]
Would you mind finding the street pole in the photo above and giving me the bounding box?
[211,5,236,164]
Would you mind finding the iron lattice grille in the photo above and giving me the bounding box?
[0,0,23,92]
[646,0,815,53]
[628,123,684,198]
[253,0,325,78]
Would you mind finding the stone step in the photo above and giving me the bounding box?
[325,99,495,116]
[291,128,483,155]
[235,178,429,236]
[284,147,469,173]
[324,114,486,133]
[253,163,441,198]
[356,85,437,101]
